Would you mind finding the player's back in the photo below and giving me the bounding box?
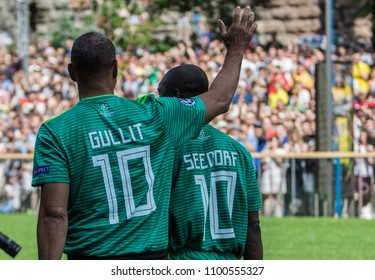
[35,94,202,258]
[169,124,261,260]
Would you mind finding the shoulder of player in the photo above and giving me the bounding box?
[43,104,77,125]
[204,124,236,141]
[133,94,180,113]
[137,94,199,106]
[135,94,156,104]
[155,96,202,108]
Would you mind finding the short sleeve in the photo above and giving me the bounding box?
[246,153,262,212]
[32,123,70,187]
[156,97,206,147]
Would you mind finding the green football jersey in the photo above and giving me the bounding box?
[32,94,205,257]
[169,124,262,260]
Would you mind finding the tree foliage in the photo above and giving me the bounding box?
[91,0,164,52]
[353,0,375,48]
[148,0,269,40]
[48,14,82,49]
[48,0,270,52]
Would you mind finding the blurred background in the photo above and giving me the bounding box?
[0,0,375,248]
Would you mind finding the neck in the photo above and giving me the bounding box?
[77,80,115,99]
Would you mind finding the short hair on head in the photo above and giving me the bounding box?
[71,32,116,77]
[158,64,209,98]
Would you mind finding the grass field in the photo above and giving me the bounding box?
[1,214,374,260]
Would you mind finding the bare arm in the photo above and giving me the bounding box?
[199,6,257,124]
[37,183,69,260]
[243,211,263,260]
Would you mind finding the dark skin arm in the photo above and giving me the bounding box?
[199,6,257,124]
[243,211,263,260]
[37,183,69,260]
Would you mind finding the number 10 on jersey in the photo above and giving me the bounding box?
[93,146,156,224]
[195,171,237,241]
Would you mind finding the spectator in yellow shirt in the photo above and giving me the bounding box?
[332,78,352,116]
[292,63,314,92]
[268,81,289,109]
[352,52,371,96]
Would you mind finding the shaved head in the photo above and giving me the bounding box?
[70,32,116,78]
[158,64,209,98]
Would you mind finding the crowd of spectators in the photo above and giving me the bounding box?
[1,10,375,217]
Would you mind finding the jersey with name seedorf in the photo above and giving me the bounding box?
[32,94,205,257]
[169,124,262,260]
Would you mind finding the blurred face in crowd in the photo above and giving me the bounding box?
[245,51,254,61]
[310,122,316,135]
[305,109,316,122]
[296,63,306,74]
[270,114,279,125]
[338,46,346,56]
[276,48,284,58]
[229,127,240,139]
[276,124,286,137]
[254,125,263,137]
[302,121,312,136]
[262,117,272,130]
[353,53,362,64]
[244,111,257,126]
[270,136,279,149]
[259,102,271,119]
[239,125,248,141]
[365,118,375,132]
[359,131,368,145]
[312,49,325,62]
[269,47,277,58]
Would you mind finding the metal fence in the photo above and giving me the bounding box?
[1,152,375,218]
[252,151,375,218]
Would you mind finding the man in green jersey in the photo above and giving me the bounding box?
[159,64,263,260]
[32,6,258,260]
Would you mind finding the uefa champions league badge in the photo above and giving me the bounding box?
[179,98,195,106]
[100,103,114,116]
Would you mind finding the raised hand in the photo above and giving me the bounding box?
[218,6,257,55]
[198,6,258,124]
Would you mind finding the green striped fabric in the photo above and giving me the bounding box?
[169,124,262,260]
[32,94,205,257]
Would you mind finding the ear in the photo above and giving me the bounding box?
[68,63,77,82]
[113,59,118,78]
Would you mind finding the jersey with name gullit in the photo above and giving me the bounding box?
[169,124,261,259]
[32,94,205,257]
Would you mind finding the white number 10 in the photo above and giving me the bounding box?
[195,171,237,241]
[93,146,156,224]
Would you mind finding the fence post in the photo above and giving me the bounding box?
[335,158,342,217]
[291,158,296,205]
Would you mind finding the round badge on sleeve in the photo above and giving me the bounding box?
[179,98,195,106]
